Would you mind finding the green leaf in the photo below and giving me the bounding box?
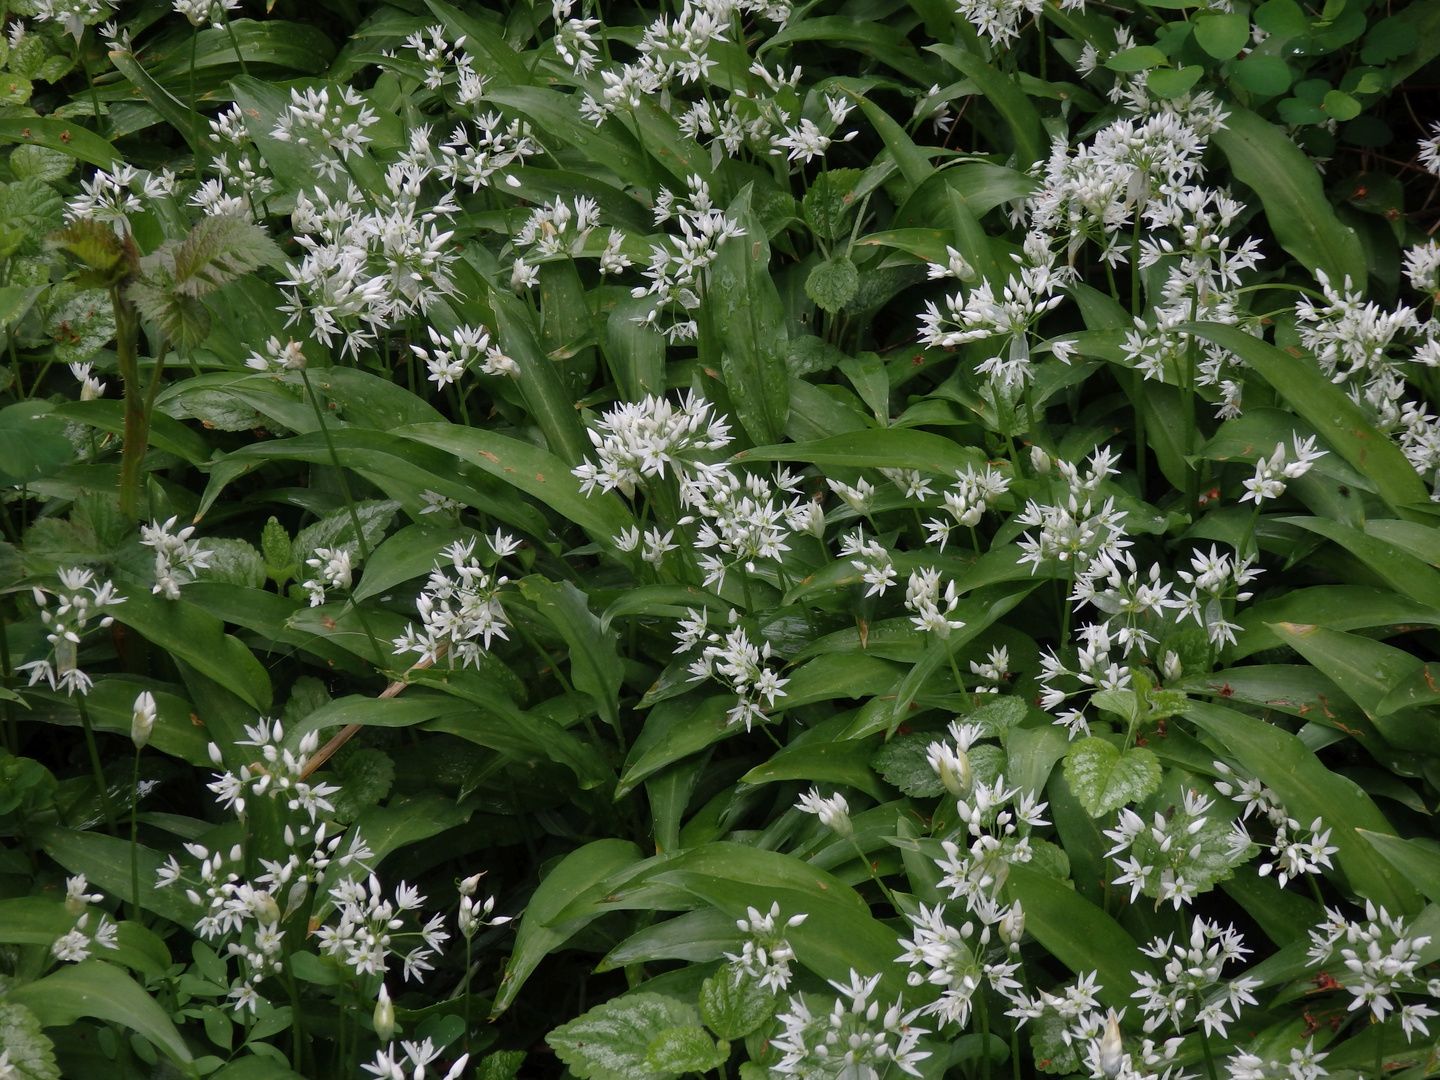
[1358,830,1440,904]
[1194,12,1250,57]
[645,1026,729,1075]
[0,1002,59,1080]
[806,255,859,314]
[1230,54,1296,96]
[736,427,987,477]
[1185,700,1422,913]
[112,589,272,714]
[1209,107,1367,288]
[1278,517,1440,609]
[0,402,74,487]
[1321,89,1362,121]
[547,994,702,1080]
[1264,622,1434,752]
[33,825,202,926]
[741,737,887,800]
[1063,738,1161,816]
[0,117,120,170]
[1104,45,1168,70]
[1255,0,1310,37]
[1181,322,1428,508]
[699,972,777,1040]
[10,961,193,1068]
[493,839,643,1016]
[871,733,946,797]
[519,576,623,732]
[850,93,935,194]
[1147,66,1204,98]
[927,44,1045,165]
[108,48,209,160]
[351,524,473,603]
[1003,863,1148,1010]
[396,422,632,549]
[601,908,741,970]
[706,188,789,445]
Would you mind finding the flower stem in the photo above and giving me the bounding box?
[77,696,117,834]
[129,748,142,924]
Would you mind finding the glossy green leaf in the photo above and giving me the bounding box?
[1358,830,1440,904]
[10,962,193,1068]
[547,994,702,1080]
[0,117,120,170]
[1181,321,1428,508]
[740,738,886,800]
[493,839,644,1016]
[1279,517,1440,608]
[111,589,271,714]
[1185,700,1421,913]
[1209,107,1367,288]
[520,576,624,732]
[1194,12,1249,57]
[1003,864,1148,1010]
[1265,622,1435,752]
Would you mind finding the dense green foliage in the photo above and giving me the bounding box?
[1,0,1440,1078]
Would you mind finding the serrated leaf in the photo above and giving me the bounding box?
[871,733,945,797]
[806,255,859,313]
[328,747,395,823]
[0,1002,59,1080]
[1063,738,1161,817]
[546,994,702,1080]
[699,972,777,1039]
[645,1026,729,1074]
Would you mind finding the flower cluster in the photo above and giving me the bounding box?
[684,615,790,730]
[573,391,733,498]
[771,970,931,1080]
[141,516,214,600]
[205,718,341,821]
[724,902,808,993]
[316,874,449,983]
[1103,789,1254,910]
[16,567,126,696]
[392,537,512,669]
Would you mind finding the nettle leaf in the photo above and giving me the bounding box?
[967,696,1028,739]
[0,1002,59,1080]
[168,215,285,297]
[805,255,859,314]
[546,994,704,1080]
[871,732,945,797]
[1063,737,1161,817]
[699,972,777,1040]
[292,500,400,565]
[644,1026,730,1075]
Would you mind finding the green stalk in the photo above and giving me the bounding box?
[112,289,146,521]
[129,748,142,924]
[220,10,250,75]
[77,696,118,834]
[1199,1029,1220,1080]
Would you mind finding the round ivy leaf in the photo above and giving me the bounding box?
[1147,66,1204,98]
[1230,54,1296,96]
[1322,89,1362,122]
[1254,0,1309,37]
[1361,16,1417,63]
[1105,44,1167,71]
[1194,12,1249,58]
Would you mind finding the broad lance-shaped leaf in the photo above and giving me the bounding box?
[1063,737,1161,817]
[1181,321,1428,509]
[1185,700,1422,914]
[9,961,193,1069]
[492,839,643,1016]
[519,576,623,733]
[705,185,790,445]
[1210,105,1366,288]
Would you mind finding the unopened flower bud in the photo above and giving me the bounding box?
[1030,445,1052,475]
[1000,900,1025,951]
[1099,1010,1124,1079]
[131,690,156,750]
[253,891,281,925]
[459,873,483,897]
[1162,651,1182,682]
[928,742,973,799]
[374,984,396,1043]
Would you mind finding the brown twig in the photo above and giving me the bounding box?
[298,650,442,780]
